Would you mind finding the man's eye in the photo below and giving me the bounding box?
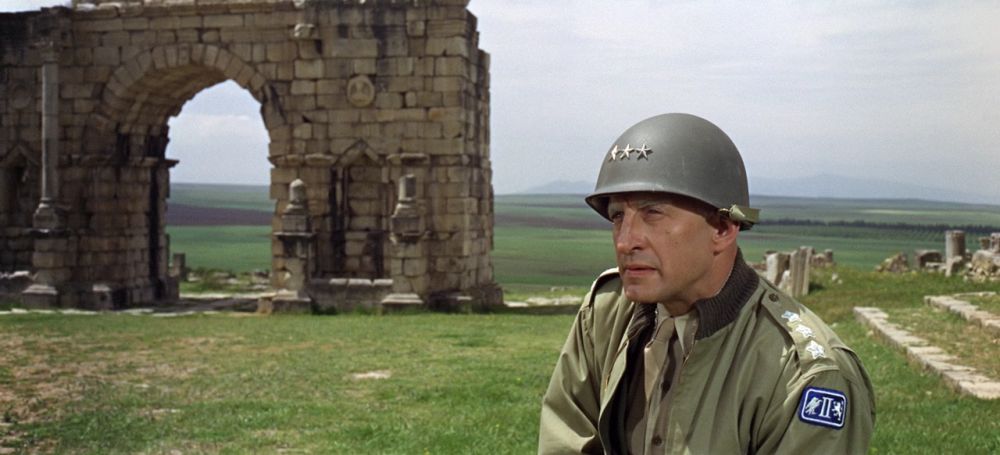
[609,212,623,222]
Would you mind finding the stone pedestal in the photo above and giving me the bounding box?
[382,174,429,310]
[272,179,315,313]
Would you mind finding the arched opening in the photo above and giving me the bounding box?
[165,80,271,293]
[73,45,285,307]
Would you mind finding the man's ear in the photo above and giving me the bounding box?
[711,217,740,253]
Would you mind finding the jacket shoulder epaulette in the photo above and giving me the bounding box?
[588,267,620,298]
[757,280,841,371]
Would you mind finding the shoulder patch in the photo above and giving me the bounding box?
[797,386,847,429]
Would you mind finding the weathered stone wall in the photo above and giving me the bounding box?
[0,13,42,273]
[0,0,498,310]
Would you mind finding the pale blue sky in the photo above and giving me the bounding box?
[4,1,1000,202]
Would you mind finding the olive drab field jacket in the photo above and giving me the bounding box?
[538,258,875,454]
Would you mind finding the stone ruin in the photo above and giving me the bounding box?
[756,246,834,298]
[967,233,1000,282]
[883,229,1000,280]
[0,0,502,312]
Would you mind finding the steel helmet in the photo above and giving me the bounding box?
[585,113,759,230]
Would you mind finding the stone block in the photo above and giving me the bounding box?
[290,80,316,95]
[329,39,379,58]
[432,76,465,92]
[93,46,120,66]
[204,14,244,28]
[294,59,323,79]
[426,37,469,57]
[435,56,468,76]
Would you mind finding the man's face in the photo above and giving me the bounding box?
[607,192,719,306]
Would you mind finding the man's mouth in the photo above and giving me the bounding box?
[622,264,656,277]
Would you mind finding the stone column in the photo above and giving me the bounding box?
[33,42,64,231]
[170,253,188,281]
[23,42,72,309]
[945,230,966,261]
[783,247,811,298]
[381,174,428,311]
[272,179,315,312]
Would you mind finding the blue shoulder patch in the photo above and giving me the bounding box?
[797,386,847,429]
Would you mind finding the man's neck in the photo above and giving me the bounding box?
[661,249,738,317]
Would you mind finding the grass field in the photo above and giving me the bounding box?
[166,225,272,273]
[2,268,999,453]
[4,185,1000,452]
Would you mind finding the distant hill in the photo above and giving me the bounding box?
[751,173,993,205]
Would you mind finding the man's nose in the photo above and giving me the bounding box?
[614,212,643,255]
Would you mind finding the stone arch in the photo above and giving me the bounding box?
[69,44,284,304]
[81,44,285,156]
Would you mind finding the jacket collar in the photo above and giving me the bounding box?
[692,249,759,340]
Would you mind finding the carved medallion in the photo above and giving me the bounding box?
[346,75,375,108]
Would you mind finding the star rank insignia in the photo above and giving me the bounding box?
[634,143,653,160]
[608,144,620,161]
[618,144,635,160]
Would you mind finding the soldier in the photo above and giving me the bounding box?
[538,113,875,454]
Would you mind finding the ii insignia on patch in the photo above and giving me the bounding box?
[798,387,847,429]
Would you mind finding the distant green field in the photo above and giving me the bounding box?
[167,225,272,272]
[497,193,1000,230]
[165,185,1000,281]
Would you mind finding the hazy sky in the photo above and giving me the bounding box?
[4,1,1000,201]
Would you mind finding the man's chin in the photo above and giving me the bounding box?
[623,287,659,304]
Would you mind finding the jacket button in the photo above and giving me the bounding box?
[651,435,663,446]
[768,293,779,302]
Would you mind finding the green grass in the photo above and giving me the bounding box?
[887,305,1000,379]
[497,193,1000,226]
[166,226,271,273]
[0,312,569,454]
[163,223,961,291]
[966,294,1000,316]
[1,268,999,453]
